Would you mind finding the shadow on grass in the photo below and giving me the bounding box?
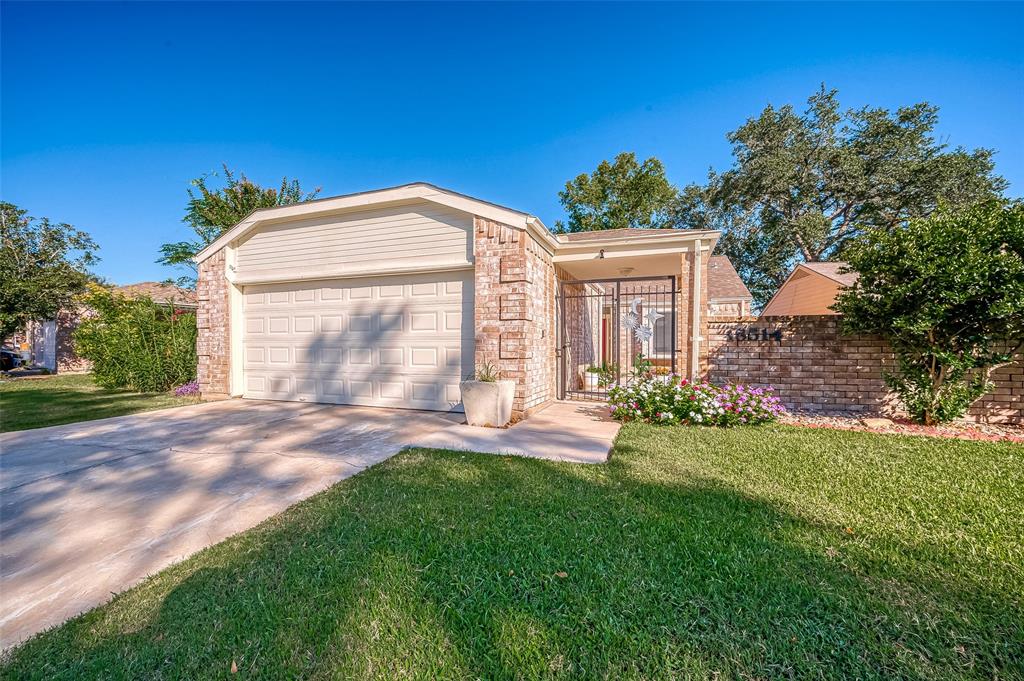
[3,445,1020,680]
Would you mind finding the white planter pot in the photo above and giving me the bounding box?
[584,372,601,390]
[460,379,515,427]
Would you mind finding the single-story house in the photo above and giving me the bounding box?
[194,183,728,417]
[760,261,857,316]
[10,282,196,373]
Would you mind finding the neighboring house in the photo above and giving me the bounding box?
[114,282,199,310]
[760,262,858,316]
[194,182,734,417]
[706,256,753,317]
[15,282,197,373]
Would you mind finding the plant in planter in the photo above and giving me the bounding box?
[584,362,619,390]
[460,362,516,427]
[598,362,618,388]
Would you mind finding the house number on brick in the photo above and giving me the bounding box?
[727,327,783,342]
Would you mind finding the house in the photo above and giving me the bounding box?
[194,182,729,417]
[760,261,858,316]
[706,256,753,317]
[14,282,196,373]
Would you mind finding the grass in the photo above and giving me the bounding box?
[2,425,1022,679]
[0,374,199,432]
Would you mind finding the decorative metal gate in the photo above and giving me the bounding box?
[558,276,677,400]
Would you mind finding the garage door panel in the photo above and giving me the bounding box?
[242,271,472,411]
[242,374,466,411]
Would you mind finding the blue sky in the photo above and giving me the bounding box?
[3,1,1022,284]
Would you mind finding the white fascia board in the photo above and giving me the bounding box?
[232,261,475,287]
[550,230,719,262]
[553,230,721,252]
[552,244,691,263]
[709,296,753,303]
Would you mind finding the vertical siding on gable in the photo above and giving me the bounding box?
[235,202,473,279]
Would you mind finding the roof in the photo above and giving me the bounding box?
[195,182,557,262]
[195,183,722,264]
[707,256,752,301]
[800,261,859,287]
[115,282,197,307]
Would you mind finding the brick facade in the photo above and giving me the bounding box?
[196,248,231,399]
[473,217,556,415]
[706,315,1023,424]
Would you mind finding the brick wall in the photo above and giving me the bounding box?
[196,249,231,399]
[524,234,557,410]
[473,217,555,415]
[706,315,1023,424]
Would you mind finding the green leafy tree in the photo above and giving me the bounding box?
[158,166,320,285]
[74,284,197,392]
[556,152,677,232]
[675,87,1008,306]
[0,202,99,339]
[834,201,1024,425]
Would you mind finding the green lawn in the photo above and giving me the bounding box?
[0,374,198,432]
[2,425,1021,679]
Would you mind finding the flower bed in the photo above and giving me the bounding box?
[608,377,784,426]
[173,380,200,397]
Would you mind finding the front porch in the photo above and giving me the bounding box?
[550,229,715,402]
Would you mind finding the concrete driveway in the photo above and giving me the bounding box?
[0,399,460,649]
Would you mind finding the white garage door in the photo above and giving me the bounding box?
[242,270,473,411]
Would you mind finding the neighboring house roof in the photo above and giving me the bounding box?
[760,261,857,316]
[798,261,859,287]
[707,256,752,301]
[114,282,198,307]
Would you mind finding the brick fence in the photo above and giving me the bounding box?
[706,315,1023,425]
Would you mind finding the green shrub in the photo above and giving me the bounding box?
[836,200,1024,424]
[74,285,197,392]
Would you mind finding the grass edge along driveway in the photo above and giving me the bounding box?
[2,424,1021,679]
[0,374,198,432]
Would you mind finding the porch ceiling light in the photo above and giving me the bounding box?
[618,267,635,276]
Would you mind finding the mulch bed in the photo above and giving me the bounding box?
[780,411,1024,444]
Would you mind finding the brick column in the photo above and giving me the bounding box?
[676,245,711,381]
[473,217,555,416]
[196,249,231,399]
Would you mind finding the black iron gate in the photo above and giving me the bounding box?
[558,276,677,400]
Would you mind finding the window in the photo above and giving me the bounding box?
[652,314,673,355]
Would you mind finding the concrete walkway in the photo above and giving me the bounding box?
[415,401,620,464]
[0,398,618,650]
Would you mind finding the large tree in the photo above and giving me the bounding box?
[555,152,677,233]
[834,200,1024,425]
[674,87,1008,306]
[0,202,99,340]
[158,166,320,286]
